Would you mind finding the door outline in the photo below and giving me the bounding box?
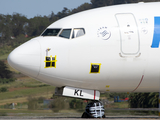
[116,13,140,56]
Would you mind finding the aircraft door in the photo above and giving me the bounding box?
[116,13,140,56]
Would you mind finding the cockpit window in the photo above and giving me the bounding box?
[41,29,61,36]
[72,28,85,38]
[59,29,71,39]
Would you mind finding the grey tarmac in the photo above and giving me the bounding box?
[0,116,159,120]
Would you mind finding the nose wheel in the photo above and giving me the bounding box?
[81,101,105,118]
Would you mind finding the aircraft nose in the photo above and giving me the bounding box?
[8,39,41,78]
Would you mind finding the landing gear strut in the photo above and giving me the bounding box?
[81,101,105,118]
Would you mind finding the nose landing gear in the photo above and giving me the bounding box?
[81,101,105,118]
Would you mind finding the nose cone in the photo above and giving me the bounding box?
[8,39,41,78]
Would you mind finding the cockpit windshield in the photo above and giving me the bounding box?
[41,29,61,36]
[59,29,71,39]
[41,28,85,39]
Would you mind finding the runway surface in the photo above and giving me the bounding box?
[0,108,159,119]
[0,116,159,120]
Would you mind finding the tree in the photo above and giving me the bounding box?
[109,92,129,99]
[11,13,28,37]
[148,92,159,108]
[128,93,159,108]
[91,0,109,8]
[49,11,59,23]
[69,99,84,109]
[56,7,70,19]
[26,16,51,37]
[114,0,126,4]
[91,0,128,8]
[0,60,12,79]
[49,96,68,112]
[0,60,15,84]
[28,97,45,110]
[0,14,12,45]
[70,3,92,14]
[0,87,8,92]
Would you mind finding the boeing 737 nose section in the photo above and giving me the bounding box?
[8,38,41,78]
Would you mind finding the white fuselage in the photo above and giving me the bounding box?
[8,2,160,94]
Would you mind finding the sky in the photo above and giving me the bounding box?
[0,0,91,19]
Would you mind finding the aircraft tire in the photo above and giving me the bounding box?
[102,114,105,118]
[81,112,89,118]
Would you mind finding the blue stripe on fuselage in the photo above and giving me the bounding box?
[151,17,160,48]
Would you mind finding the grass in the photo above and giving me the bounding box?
[0,52,56,109]
[0,65,55,105]
[0,109,82,117]
[0,109,79,114]
[0,54,9,60]
[0,93,54,106]
[0,77,49,88]
[109,101,129,108]
[0,109,53,113]
[104,109,159,116]
[0,86,54,100]
[0,77,55,100]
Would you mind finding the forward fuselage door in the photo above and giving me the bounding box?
[116,13,140,56]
